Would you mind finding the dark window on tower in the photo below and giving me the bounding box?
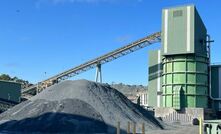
[173,10,183,17]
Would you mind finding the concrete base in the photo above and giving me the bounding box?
[154,107,216,124]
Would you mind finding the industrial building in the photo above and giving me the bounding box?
[211,65,221,111]
[2,4,220,117]
[0,3,221,133]
[0,80,21,113]
[147,5,221,125]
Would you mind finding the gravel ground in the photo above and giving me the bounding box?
[146,125,199,134]
[0,80,165,133]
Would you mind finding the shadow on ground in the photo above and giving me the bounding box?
[0,112,126,133]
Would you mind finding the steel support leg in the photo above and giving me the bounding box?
[95,63,102,83]
[36,83,40,94]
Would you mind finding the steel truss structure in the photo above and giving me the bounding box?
[22,32,161,94]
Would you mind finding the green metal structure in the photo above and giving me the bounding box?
[0,80,21,103]
[211,65,221,111]
[162,54,209,109]
[148,50,162,107]
[147,5,209,109]
[161,5,207,56]
[161,5,208,109]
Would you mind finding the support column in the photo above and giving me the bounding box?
[36,82,40,94]
[95,63,102,83]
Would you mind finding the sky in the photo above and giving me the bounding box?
[0,0,220,85]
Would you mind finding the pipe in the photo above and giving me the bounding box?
[207,34,221,100]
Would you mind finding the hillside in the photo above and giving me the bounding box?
[110,83,147,96]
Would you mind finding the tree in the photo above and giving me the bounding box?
[0,74,11,81]
[0,74,32,88]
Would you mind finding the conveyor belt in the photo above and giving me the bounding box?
[22,32,161,93]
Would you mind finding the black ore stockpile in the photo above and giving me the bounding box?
[0,80,164,133]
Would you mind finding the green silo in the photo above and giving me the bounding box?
[161,5,208,109]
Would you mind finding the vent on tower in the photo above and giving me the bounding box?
[173,10,183,17]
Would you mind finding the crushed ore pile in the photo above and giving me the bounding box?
[0,80,164,133]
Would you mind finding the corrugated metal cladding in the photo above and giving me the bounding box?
[161,5,207,55]
[148,50,162,107]
[211,65,221,111]
[0,80,21,103]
